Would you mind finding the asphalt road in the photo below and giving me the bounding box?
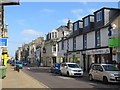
[22,66,120,89]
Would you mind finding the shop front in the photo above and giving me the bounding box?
[68,51,83,66]
[85,48,111,72]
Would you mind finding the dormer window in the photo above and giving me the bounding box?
[84,18,89,27]
[96,11,102,22]
[74,22,78,31]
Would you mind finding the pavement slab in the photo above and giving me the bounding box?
[1,64,49,88]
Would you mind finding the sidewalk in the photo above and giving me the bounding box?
[1,64,49,88]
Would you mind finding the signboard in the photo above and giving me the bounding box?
[86,48,110,55]
[0,0,19,5]
[0,38,8,47]
[108,37,120,47]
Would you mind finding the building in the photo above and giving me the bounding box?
[28,37,44,65]
[15,47,22,60]
[57,7,120,72]
[43,20,72,66]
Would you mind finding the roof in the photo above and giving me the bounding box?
[100,10,120,29]
[82,14,94,20]
[94,7,120,14]
[73,20,83,24]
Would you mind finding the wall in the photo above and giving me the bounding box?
[87,31,95,49]
[76,35,83,50]
[100,27,109,47]
[69,38,73,51]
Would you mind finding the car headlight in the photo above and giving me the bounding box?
[110,73,115,77]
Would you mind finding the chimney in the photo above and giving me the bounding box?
[67,20,72,30]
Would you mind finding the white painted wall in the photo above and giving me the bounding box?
[100,27,109,47]
[87,31,95,49]
[76,35,83,50]
[69,38,73,51]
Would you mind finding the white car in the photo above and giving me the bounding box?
[89,64,120,83]
[60,63,83,77]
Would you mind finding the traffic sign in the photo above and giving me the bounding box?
[0,38,8,47]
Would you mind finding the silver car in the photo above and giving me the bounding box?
[89,64,120,83]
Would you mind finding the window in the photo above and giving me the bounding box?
[58,43,59,51]
[52,32,54,39]
[84,34,87,49]
[55,32,57,38]
[79,21,83,28]
[49,33,51,39]
[84,18,89,27]
[73,37,76,50]
[67,40,69,51]
[74,22,78,31]
[96,11,102,22]
[97,31,100,46]
[61,40,64,50]
[53,45,56,52]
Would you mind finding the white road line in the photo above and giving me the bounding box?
[89,83,97,86]
[56,76,75,80]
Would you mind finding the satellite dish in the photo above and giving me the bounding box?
[112,24,116,30]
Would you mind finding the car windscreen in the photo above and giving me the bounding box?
[16,62,22,64]
[68,64,80,68]
[102,65,119,71]
[55,64,60,67]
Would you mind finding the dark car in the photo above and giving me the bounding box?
[15,61,23,69]
[50,63,61,74]
[22,61,27,66]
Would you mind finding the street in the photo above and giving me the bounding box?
[23,66,120,89]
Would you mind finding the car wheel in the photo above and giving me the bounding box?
[103,76,108,84]
[89,74,93,81]
[67,71,69,77]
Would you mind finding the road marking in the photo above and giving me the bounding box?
[56,76,74,80]
[89,83,97,86]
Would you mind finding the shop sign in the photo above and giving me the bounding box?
[76,51,80,54]
[86,48,110,55]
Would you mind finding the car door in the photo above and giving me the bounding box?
[64,64,68,75]
[97,65,104,81]
[91,65,96,79]
[60,64,66,74]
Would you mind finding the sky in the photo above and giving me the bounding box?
[3,1,119,57]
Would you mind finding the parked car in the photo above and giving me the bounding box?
[15,61,23,69]
[11,60,16,66]
[89,63,120,83]
[60,63,83,77]
[22,61,27,66]
[50,63,61,74]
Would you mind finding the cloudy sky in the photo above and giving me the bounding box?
[4,1,119,57]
